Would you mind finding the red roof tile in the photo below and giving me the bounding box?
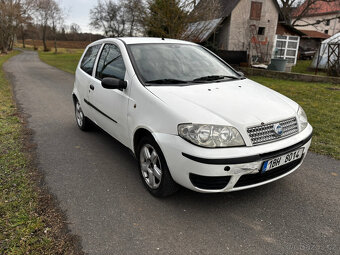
[293,0,340,17]
[299,29,331,39]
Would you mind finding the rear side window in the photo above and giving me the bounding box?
[96,44,126,80]
[80,44,101,75]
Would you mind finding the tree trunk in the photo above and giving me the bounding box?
[129,16,135,36]
[9,35,14,51]
[0,38,8,54]
[42,25,48,52]
[21,25,26,48]
[54,36,57,54]
[32,38,37,50]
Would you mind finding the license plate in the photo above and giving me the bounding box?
[261,148,304,173]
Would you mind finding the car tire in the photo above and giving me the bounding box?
[74,99,91,131]
[137,135,180,197]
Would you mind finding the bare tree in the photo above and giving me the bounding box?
[123,0,145,36]
[278,0,340,26]
[19,0,37,48]
[0,0,23,53]
[90,0,145,37]
[51,5,63,53]
[69,23,81,34]
[0,0,37,52]
[34,0,62,51]
[89,0,125,37]
[90,0,125,37]
[143,0,190,38]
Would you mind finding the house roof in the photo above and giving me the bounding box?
[215,0,241,19]
[181,18,223,43]
[292,0,340,17]
[185,0,282,42]
[195,0,282,21]
[182,0,241,42]
[276,23,306,36]
[194,0,240,21]
[299,29,331,39]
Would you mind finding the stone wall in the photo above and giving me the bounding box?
[240,67,340,84]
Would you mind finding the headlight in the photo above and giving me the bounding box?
[297,106,308,131]
[178,124,245,148]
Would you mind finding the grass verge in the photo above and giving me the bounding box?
[38,49,83,74]
[0,51,83,254]
[15,43,83,74]
[251,76,340,159]
[292,60,327,76]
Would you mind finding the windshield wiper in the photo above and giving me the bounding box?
[145,79,188,85]
[192,75,240,83]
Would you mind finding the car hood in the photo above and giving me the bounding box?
[147,79,298,128]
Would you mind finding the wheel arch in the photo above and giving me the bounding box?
[72,93,78,105]
[133,127,155,156]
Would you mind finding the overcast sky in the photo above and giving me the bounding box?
[60,0,96,33]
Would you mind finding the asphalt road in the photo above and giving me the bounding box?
[4,51,340,255]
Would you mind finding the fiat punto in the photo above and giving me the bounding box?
[73,37,313,197]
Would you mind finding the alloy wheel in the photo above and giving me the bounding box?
[75,101,84,127]
[139,144,163,189]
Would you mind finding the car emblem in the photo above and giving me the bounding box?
[273,123,283,136]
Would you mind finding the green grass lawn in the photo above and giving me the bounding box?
[15,44,83,74]
[292,60,327,76]
[251,76,340,159]
[38,49,83,74]
[0,52,81,254]
[36,49,339,160]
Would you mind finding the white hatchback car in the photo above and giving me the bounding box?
[73,37,313,197]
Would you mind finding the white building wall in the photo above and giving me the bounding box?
[227,0,279,63]
[294,14,340,36]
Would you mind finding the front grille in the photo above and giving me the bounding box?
[234,157,303,188]
[189,173,231,190]
[247,117,298,145]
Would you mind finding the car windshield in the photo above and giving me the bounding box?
[128,43,240,85]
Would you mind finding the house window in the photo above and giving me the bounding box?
[325,30,329,34]
[273,34,300,65]
[250,2,262,21]
[258,27,265,35]
[325,20,330,26]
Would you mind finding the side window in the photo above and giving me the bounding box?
[96,44,126,80]
[80,44,101,75]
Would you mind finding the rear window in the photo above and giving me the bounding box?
[80,44,101,75]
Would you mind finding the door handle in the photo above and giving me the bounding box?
[90,84,94,90]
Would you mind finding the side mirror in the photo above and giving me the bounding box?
[102,77,127,90]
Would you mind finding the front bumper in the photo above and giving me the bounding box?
[153,124,313,193]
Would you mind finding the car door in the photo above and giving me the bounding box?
[77,44,102,120]
[87,43,130,146]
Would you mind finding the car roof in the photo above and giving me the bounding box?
[89,37,197,46]
[120,37,196,45]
